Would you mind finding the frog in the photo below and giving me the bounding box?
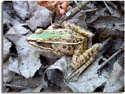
[27,21,100,74]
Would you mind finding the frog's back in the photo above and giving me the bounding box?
[42,29,84,44]
[42,29,72,41]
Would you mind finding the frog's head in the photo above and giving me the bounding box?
[27,28,73,50]
[27,28,52,50]
[27,28,44,41]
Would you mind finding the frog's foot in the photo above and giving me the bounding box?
[68,44,100,81]
[67,52,98,81]
[62,21,94,38]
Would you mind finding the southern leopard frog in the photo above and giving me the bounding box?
[27,21,99,79]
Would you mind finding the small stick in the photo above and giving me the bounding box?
[74,0,79,6]
[103,1,113,15]
[83,8,98,13]
[3,84,28,89]
[58,1,89,24]
[98,44,124,73]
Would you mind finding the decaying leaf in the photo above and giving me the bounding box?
[12,1,30,20]
[93,28,124,42]
[42,56,73,92]
[3,36,12,61]
[91,16,123,29]
[2,1,124,93]
[26,5,51,31]
[43,57,67,90]
[37,1,69,17]
[103,61,124,92]
[66,55,107,92]
[43,54,108,92]
[3,61,15,83]
[8,36,41,78]
[91,16,124,43]
[5,23,29,35]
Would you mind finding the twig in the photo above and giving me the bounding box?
[74,0,79,6]
[74,2,97,13]
[83,8,98,13]
[103,1,113,15]
[98,44,124,74]
[58,1,89,24]
[3,84,28,89]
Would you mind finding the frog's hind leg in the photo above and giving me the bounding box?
[62,21,94,38]
[69,44,100,80]
[72,38,88,70]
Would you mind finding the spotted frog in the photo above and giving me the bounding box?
[27,21,99,72]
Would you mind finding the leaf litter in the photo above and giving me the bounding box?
[2,1,124,93]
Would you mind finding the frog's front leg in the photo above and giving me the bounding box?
[69,44,100,80]
[62,21,94,38]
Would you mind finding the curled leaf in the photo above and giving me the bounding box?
[37,1,69,17]
[37,1,58,11]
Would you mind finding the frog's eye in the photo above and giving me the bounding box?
[35,29,44,34]
[36,38,44,43]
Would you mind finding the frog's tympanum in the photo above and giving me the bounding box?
[27,21,99,71]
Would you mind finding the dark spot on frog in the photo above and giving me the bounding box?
[77,40,80,42]
[68,46,71,50]
[54,39,59,41]
[73,40,76,43]
[87,53,91,57]
[79,38,83,41]
[63,45,66,49]
[68,24,71,28]
[48,38,52,41]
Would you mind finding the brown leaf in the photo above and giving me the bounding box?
[93,28,124,42]
[91,16,123,29]
[37,1,69,18]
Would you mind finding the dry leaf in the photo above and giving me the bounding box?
[103,61,124,92]
[37,1,69,18]
[37,1,58,11]
[91,16,123,29]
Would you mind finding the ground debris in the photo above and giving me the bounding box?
[2,1,124,93]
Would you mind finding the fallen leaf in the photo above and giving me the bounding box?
[8,36,41,78]
[103,61,124,92]
[93,28,124,43]
[3,36,12,61]
[3,61,15,83]
[91,16,123,29]
[37,1,69,18]
[37,1,58,11]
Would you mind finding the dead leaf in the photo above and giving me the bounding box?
[91,16,123,29]
[93,28,124,42]
[3,61,15,83]
[103,61,124,92]
[37,1,69,18]
[3,36,12,61]
[8,36,41,78]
